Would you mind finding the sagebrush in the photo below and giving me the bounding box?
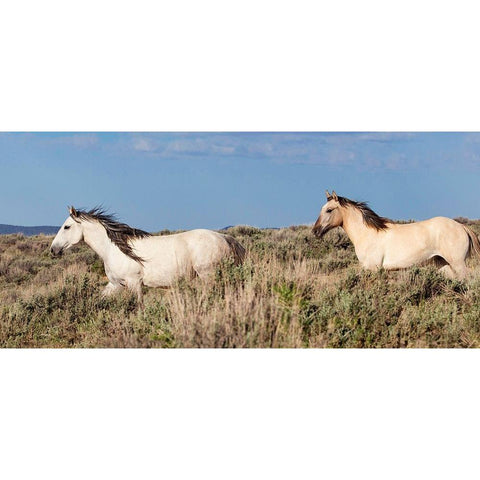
[1,222,480,347]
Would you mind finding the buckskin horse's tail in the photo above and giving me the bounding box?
[224,235,246,265]
[463,225,480,258]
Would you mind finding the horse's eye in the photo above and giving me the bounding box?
[64,225,71,230]
[326,209,333,213]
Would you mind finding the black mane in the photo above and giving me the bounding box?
[337,196,390,231]
[73,207,151,263]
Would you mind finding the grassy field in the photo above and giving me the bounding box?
[1,221,480,348]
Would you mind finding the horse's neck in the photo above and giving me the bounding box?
[341,207,379,246]
[82,221,115,261]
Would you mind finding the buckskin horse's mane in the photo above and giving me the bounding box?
[336,196,390,231]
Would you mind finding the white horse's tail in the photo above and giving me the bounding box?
[463,226,480,258]
[223,235,246,265]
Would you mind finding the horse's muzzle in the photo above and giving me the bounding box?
[50,246,64,256]
[312,225,329,239]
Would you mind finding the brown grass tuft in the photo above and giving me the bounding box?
[1,223,480,348]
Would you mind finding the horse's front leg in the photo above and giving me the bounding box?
[131,282,144,310]
[102,281,123,297]
[123,279,144,310]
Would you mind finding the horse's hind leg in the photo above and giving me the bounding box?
[192,260,217,281]
[128,282,144,310]
[448,261,468,280]
[432,255,467,280]
[438,264,456,279]
[429,256,453,278]
[194,266,214,281]
[438,256,468,280]
[442,233,472,280]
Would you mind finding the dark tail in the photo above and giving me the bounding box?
[463,226,480,258]
[223,235,246,265]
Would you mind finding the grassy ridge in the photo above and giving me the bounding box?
[1,222,480,348]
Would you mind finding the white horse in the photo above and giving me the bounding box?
[50,207,246,305]
[312,191,480,279]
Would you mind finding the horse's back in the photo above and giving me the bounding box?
[138,229,232,256]
[389,216,465,238]
[416,217,469,245]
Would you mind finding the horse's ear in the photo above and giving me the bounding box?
[332,191,338,201]
[69,206,78,217]
[325,190,331,200]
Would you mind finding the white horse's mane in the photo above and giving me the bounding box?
[72,207,151,263]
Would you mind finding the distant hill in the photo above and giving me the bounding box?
[0,224,59,236]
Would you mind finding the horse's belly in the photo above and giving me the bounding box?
[382,248,433,270]
[358,243,433,270]
[142,268,180,287]
[142,260,191,287]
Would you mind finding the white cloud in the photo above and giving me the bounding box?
[133,137,156,152]
[114,132,480,172]
[211,144,235,154]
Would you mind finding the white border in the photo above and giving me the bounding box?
[1,350,479,480]
[1,1,480,131]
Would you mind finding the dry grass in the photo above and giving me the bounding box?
[1,222,480,348]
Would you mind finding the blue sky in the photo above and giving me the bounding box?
[1,132,479,231]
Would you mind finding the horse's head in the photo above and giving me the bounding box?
[50,206,84,256]
[312,190,344,238]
